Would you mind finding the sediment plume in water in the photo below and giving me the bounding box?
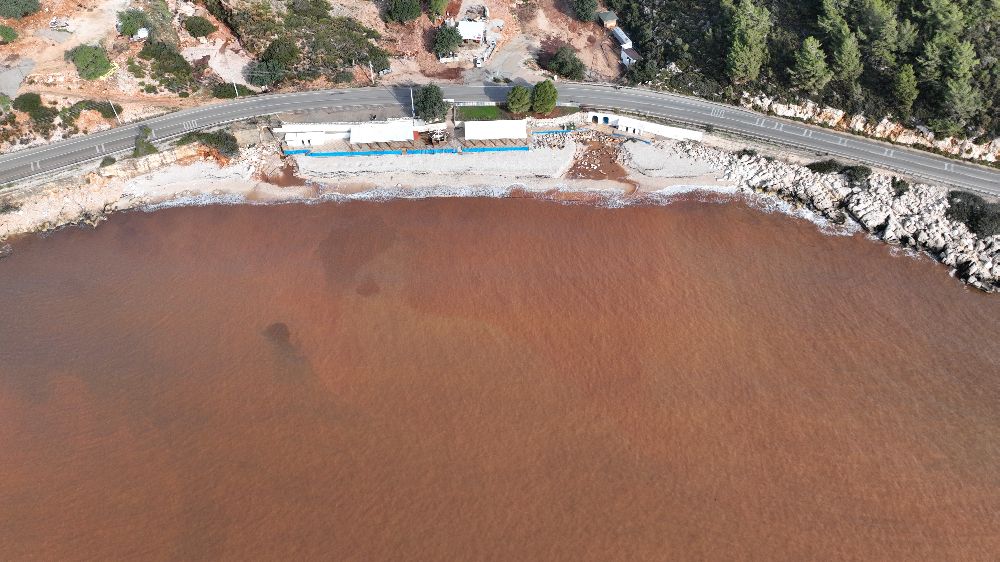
[0,197,998,560]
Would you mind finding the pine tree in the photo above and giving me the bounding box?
[916,32,949,85]
[791,37,834,94]
[725,0,772,83]
[506,85,531,114]
[893,64,919,118]
[935,41,981,133]
[896,19,918,57]
[826,18,863,84]
[570,0,598,22]
[816,0,845,39]
[856,0,898,70]
[915,0,964,37]
[531,80,559,115]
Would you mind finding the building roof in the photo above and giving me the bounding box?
[273,123,354,133]
[597,11,617,23]
[456,20,486,42]
[464,119,528,140]
[349,120,416,144]
[611,27,632,46]
[623,48,641,61]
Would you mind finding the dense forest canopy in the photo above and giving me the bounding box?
[606,0,1000,138]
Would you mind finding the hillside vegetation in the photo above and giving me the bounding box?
[607,0,1000,138]
[203,0,388,86]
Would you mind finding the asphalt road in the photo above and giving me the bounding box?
[1,83,997,195]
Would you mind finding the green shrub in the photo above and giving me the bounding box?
[0,199,21,214]
[569,0,597,21]
[66,45,113,80]
[139,42,193,92]
[133,125,158,157]
[946,191,1000,237]
[12,92,41,113]
[99,156,117,167]
[805,159,871,184]
[735,148,758,158]
[891,177,910,197]
[385,0,420,23]
[544,45,586,80]
[126,58,145,78]
[428,0,447,17]
[432,25,462,57]
[840,165,872,184]
[11,94,57,134]
[247,60,285,86]
[0,24,17,44]
[212,82,254,98]
[144,0,179,46]
[413,84,447,122]
[61,100,122,126]
[28,106,58,133]
[117,9,150,37]
[806,159,842,174]
[0,0,39,18]
[184,15,217,37]
[246,37,298,86]
[177,130,239,157]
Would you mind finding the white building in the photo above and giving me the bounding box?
[464,119,528,141]
[611,27,632,49]
[621,48,641,67]
[457,20,486,43]
[587,112,703,142]
[349,121,415,144]
[274,120,416,147]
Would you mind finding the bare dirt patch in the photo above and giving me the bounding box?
[566,134,638,191]
[523,0,622,81]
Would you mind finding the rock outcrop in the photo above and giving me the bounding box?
[741,94,1000,164]
[670,140,1000,292]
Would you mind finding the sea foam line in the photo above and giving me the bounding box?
[136,182,863,239]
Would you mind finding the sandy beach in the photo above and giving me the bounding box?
[0,129,737,243]
[2,125,998,291]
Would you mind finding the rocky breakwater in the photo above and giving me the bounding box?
[673,141,1000,292]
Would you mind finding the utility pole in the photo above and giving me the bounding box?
[409,87,415,117]
[107,99,122,125]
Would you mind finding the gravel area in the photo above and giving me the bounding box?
[623,141,720,178]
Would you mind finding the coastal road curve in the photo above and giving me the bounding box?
[0,83,997,195]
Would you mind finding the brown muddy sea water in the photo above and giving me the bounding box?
[1,197,998,560]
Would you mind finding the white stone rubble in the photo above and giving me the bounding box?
[667,139,999,291]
